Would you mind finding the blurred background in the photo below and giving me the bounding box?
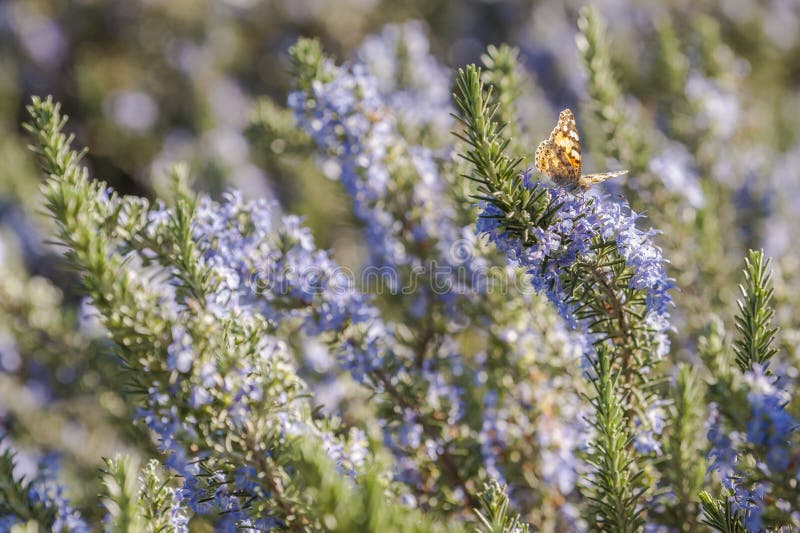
[1,0,800,524]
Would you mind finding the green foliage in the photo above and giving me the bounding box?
[454,65,660,401]
[479,45,527,155]
[0,446,42,525]
[576,6,650,174]
[101,456,146,533]
[137,460,184,532]
[698,316,730,378]
[247,96,344,240]
[582,345,645,532]
[0,440,74,531]
[734,249,778,372]
[4,3,800,530]
[657,364,707,531]
[25,96,166,395]
[289,440,460,533]
[290,38,332,92]
[473,481,529,533]
[248,97,315,169]
[25,93,459,533]
[454,63,668,530]
[290,41,564,516]
[699,491,746,533]
[101,456,187,533]
[653,16,690,101]
[452,65,534,236]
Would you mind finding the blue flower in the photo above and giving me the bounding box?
[1,449,92,533]
[743,365,796,471]
[0,516,22,530]
[167,325,194,373]
[478,173,673,358]
[168,488,190,532]
[290,57,486,310]
[357,21,453,134]
[706,363,798,532]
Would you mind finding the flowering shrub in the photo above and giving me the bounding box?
[1,4,800,533]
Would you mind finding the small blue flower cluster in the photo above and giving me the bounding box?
[0,447,89,532]
[356,20,453,135]
[632,402,666,455]
[166,486,190,532]
[594,199,673,358]
[289,65,402,266]
[477,305,589,499]
[744,366,796,472]
[132,193,381,524]
[707,364,799,530]
[192,191,371,327]
[288,39,478,495]
[288,58,486,309]
[707,402,764,530]
[191,190,394,385]
[15,9,800,529]
[478,172,673,357]
[289,35,596,512]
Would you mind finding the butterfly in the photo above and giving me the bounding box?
[534,108,627,191]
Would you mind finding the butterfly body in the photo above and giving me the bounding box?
[534,109,627,191]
